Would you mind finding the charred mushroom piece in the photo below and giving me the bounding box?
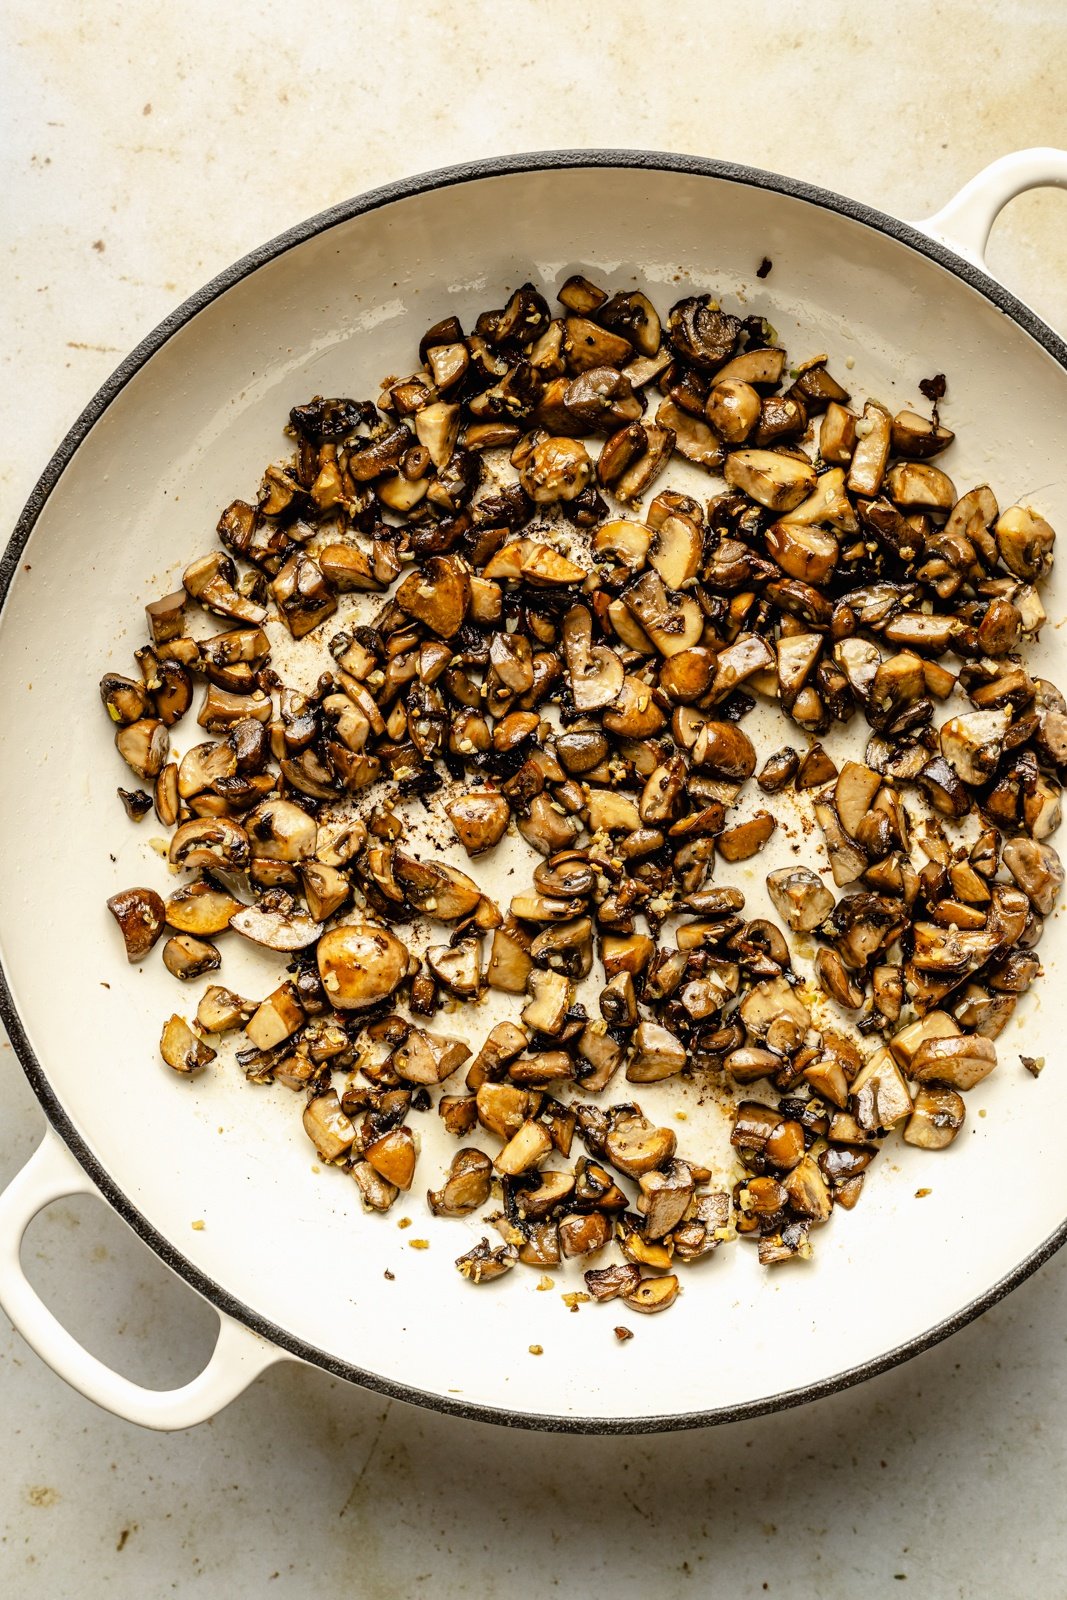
[456,1238,520,1283]
[107,887,166,962]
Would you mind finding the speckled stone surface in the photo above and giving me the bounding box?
[3,4,1067,1594]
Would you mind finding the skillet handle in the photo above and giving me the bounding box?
[0,1127,283,1430]
[916,147,1067,268]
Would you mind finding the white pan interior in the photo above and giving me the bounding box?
[1,162,1065,1426]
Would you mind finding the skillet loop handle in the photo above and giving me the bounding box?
[917,147,1067,268]
[0,1128,281,1430]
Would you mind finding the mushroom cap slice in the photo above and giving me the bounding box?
[724,449,817,511]
[231,901,323,951]
[316,923,412,1009]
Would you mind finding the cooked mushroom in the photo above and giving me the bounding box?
[169,817,250,872]
[316,924,411,1009]
[116,719,169,780]
[846,402,892,497]
[1002,838,1064,916]
[456,1237,519,1283]
[106,887,166,962]
[159,1014,216,1075]
[909,1034,997,1091]
[428,1148,493,1217]
[162,934,221,981]
[165,879,243,936]
[766,868,833,932]
[302,1090,355,1162]
[231,899,322,951]
[396,555,471,637]
[627,1021,686,1082]
[996,505,1055,579]
[724,449,817,511]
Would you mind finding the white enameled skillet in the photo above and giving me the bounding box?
[1,149,1067,1432]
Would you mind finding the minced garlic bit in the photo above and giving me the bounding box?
[409,1238,429,1250]
[536,1275,555,1292]
[191,1219,206,1230]
[528,1344,543,1356]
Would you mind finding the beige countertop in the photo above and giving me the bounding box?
[2,3,1067,1594]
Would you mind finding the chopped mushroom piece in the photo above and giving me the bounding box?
[903,1086,966,1149]
[160,1014,216,1075]
[107,887,166,962]
[623,1274,680,1314]
[456,1237,519,1283]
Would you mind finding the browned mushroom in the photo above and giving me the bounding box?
[107,887,166,962]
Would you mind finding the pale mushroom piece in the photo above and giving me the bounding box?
[846,401,892,497]
[161,933,221,981]
[160,1014,216,1075]
[939,708,1012,787]
[626,1020,686,1082]
[766,867,834,933]
[427,1149,493,1218]
[197,986,254,1033]
[427,939,483,997]
[303,1090,355,1163]
[724,448,817,511]
[494,1120,553,1177]
[814,800,868,887]
[521,969,573,1036]
[705,378,760,443]
[637,1161,695,1239]
[621,568,703,658]
[995,504,1055,579]
[245,982,305,1051]
[116,718,169,781]
[890,409,954,459]
[885,461,956,511]
[850,1048,913,1132]
[231,898,322,952]
[562,604,625,712]
[833,761,883,839]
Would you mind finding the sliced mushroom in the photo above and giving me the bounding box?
[604,1112,676,1177]
[724,449,817,512]
[846,402,892,497]
[622,1274,680,1314]
[169,817,250,872]
[637,1161,695,1239]
[910,1034,997,1091]
[850,1047,912,1131]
